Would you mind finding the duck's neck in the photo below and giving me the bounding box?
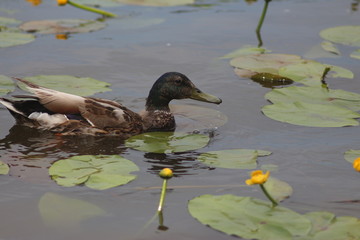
[145,94,171,112]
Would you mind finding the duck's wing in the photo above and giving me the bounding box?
[13,77,85,114]
[79,98,144,130]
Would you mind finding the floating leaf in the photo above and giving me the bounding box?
[350,49,360,60]
[264,177,293,202]
[262,102,360,127]
[188,195,312,240]
[0,16,21,27]
[0,75,15,96]
[23,75,111,96]
[125,132,210,153]
[321,41,340,55]
[73,0,123,6]
[320,25,360,47]
[265,86,360,111]
[114,0,194,6]
[0,161,9,175]
[169,104,227,131]
[220,45,270,59]
[49,155,139,190]
[39,192,106,227]
[197,149,271,169]
[344,149,360,164]
[0,32,35,48]
[20,19,106,34]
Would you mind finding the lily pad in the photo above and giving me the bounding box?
[262,102,360,127]
[39,192,106,227]
[19,19,106,34]
[23,75,111,96]
[114,0,194,6]
[320,25,360,47]
[169,104,227,131]
[344,149,360,164]
[0,75,15,96]
[220,45,270,59]
[321,41,340,55]
[0,161,9,175]
[197,149,272,169]
[265,86,360,111]
[188,195,312,240]
[0,32,35,48]
[350,49,360,60]
[125,132,210,153]
[264,177,293,202]
[49,155,139,190]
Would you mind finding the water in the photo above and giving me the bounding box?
[0,0,359,239]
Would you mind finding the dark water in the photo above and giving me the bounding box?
[0,0,360,239]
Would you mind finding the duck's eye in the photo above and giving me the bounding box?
[175,79,182,84]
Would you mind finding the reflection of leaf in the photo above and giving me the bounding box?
[114,0,194,6]
[350,49,360,60]
[320,25,360,47]
[304,43,340,59]
[188,195,312,240]
[0,161,9,175]
[20,19,106,34]
[262,102,360,127]
[220,45,269,59]
[125,132,210,153]
[265,86,360,111]
[197,149,271,169]
[23,75,111,96]
[39,192,106,227]
[344,149,360,164]
[264,177,293,202]
[0,75,15,96]
[49,155,139,190]
[321,41,340,55]
[0,32,35,48]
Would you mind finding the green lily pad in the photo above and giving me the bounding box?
[197,149,272,169]
[39,192,106,227]
[220,45,270,59]
[344,149,360,164]
[125,132,210,153]
[23,75,111,96]
[19,19,106,34]
[114,0,194,6]
[350,49,360,60]
[0,32,35,48]
[49,155,139,190]
[0,75,15,96]
[264,177,293,202]
[188,195,312,240]
[279,60,353,86]
[0,161,9,175]
[320,25,360,47]
[321,41,340,55]
[262,102,360,127]
[265,86,360,111]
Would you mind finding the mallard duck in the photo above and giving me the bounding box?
[0,72,222,138]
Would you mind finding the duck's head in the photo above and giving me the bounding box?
[146,72,222,111]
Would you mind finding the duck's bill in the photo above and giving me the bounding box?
[190,88,222,104]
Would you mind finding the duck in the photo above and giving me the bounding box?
[0,72,222,138]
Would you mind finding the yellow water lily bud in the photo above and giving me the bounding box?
[57,0,68,6]
[159,168,173,179]
[55,34,68,40]
[353,157,360,172]
[245,170,270,185]
[27,0,42,6]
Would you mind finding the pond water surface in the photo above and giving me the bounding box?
[0,0,360,240]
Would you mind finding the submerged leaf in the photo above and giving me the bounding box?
[0,16,21,26]
[49,155,139,190]
[188,195,312,240]
[350,49,360,60]
[0,32,35,48]
[125,132,210,153]
[20,19,106,34]
[262,102,360,127]
[0,161,9,175]
[321,41,340,55]
[320,25,360,47]
[23,75,111,96]
[197,149,271,169]
[114,0,194,6]
[0,75,15,96]
[344,149,360,164]
[116,17,164,30]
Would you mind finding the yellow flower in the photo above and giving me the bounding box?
[26,0,42,6]
[55,34,68,40]
[159,168,173,179]
[57,0,68,6]
[353,157,360,172]
[245,170,270,185]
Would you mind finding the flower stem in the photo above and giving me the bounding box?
[260,183,278,208]
[68,0,117,18]
[157,179,168,212]
[256,0,272,47]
